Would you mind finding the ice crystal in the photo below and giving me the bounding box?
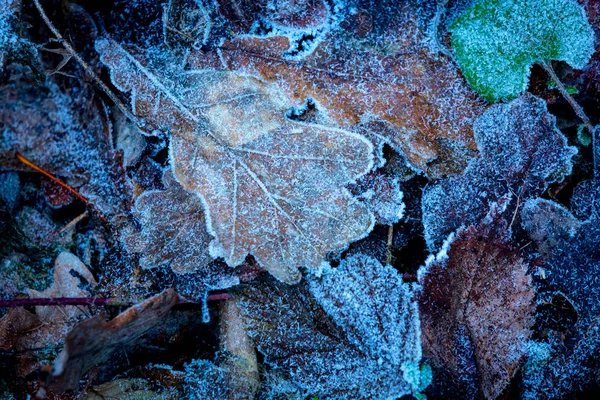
[450,0,595,101]
[96,39,374,283]
[422,93,576,249]
[237,253,423,399]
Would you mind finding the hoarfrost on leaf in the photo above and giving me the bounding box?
[450,0,595,101]
[205,1,485,175]
[96,39,374,283]
[519,185,600,398]
[124,170,212,274]
[237,253,423,399]
[418,201,536,399]
[422,93,576,249]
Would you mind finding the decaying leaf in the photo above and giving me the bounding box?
[0,79,132,221]
[0,307,40,351]
[9,252,97,377]
[237,254,424,399]
[124,170,212,274]
[519,185,600,397]
[450,0,594,101]
[209,1,485,175]
[418,200,536,399]
[422,93,576,249]
[96,38,374,283]
[46,288,179,393]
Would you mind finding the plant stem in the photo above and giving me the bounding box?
[542,62,596,177]
[0,292,232,308]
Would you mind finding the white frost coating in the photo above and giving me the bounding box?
[97,38,375,283]
[249,0,349,60]
[418,231,455,283]
[307,253,424,398]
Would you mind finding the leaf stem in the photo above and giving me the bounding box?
[542,62,596,177]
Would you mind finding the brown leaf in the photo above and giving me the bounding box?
[203,3,485,175]
[124,170,212,274]
[96,39,374,283]
[12,252,97,377]
[418,200,536,399]
[0,307,41,352]
[46,288,179,393]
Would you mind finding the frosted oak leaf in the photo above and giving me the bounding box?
[96,39,374,283]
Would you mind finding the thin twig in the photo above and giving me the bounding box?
[16,152,88,204]
[58,211,88,234]
[542,62,596,177]
[0,292,232,308]
[32,0,139,125]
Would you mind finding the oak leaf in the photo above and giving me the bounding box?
[418,200,536,399]
[124,170,212,274]
[202,1,486,175]
[96,39,374,283]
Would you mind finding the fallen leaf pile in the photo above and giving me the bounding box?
[1,0,600,399]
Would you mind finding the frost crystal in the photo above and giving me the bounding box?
[237,254,423,399]
[450,0,595,101]
[422,93,576,249]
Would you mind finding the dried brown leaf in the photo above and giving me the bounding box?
[418,200,535,399]
[204,2,485,175]
[124,170,212,274]
[96,39,374,283]
[46,288,179,393]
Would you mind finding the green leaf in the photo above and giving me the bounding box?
[566,85,579,95]
[450,0,594,102]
